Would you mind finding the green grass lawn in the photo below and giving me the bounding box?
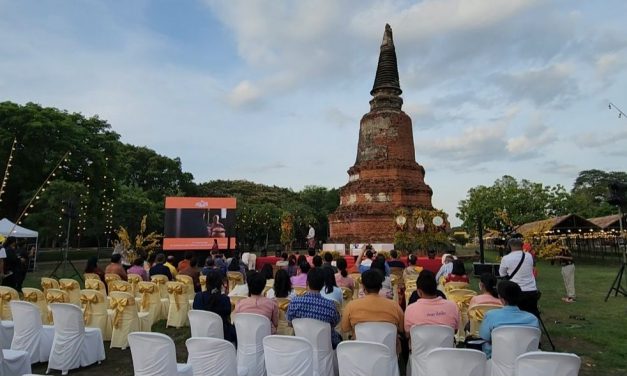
[21,254,627,376]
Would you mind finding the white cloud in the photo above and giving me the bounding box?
[227,80,263,109]
[506,119,557,158]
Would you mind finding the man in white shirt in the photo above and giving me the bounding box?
[499,237,540,317]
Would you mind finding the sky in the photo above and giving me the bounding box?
[1,0,627,226]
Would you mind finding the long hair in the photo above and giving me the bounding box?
[273,269,292,298]
[260,263,274,280]
[227,257,240,271]
[451,260,466,276]
[85,256,99,273]
[204,270,224,312]
[480,273,498,298]
[336,257,348,278]
[322,267,337,294]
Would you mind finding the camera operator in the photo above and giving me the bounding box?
[499,237,540,318]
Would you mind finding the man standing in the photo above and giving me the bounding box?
[287,267,341,348]
[341,269,404,337]
[306,224,316,251]
[499,237,540,317]
[554,246,575,303]
[479,280,539,358]
[1,237,21,290]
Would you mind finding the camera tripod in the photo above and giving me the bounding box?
[605,206,626,301]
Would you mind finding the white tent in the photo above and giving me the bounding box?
[0,218,39,270]
[0,218,38,238]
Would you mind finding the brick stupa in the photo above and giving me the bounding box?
[329,24,434,244]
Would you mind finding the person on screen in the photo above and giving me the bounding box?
[209,215,226,238]
[212,239,220,251]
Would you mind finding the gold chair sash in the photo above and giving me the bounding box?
[138,284,155,311]
[0,292,13,316]
[277,300,290,312]
[109,297,133,328]
[105,275,121,283]
[85,279,100,290]
[80,294,100,324]
[84,273,100,280]
[128,275,141,283]
[111,283,131,293]
[46,292,67,321]
[152,277,167,285]
[23,291,39,303]
[167,284,184,311]
[59,281,77,291]
[41,280,56,290]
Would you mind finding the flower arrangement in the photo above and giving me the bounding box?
[115,215,162,263]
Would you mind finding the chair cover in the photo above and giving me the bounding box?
[199,275,207,292]
[166,282,190,328]
[336,340,397,376]
[84,279,107,296]
[340,288,352,309]
[423,348,486,376]
[21,288,51,325]
[128,332,193,376]
[275,298,293,336]
[47,303,105,374]
[0,321,13,350]
[9,301,54,364]
[151,274,170,299]
[408,325,455,376]
[40,277,59,295]
[444,282,470,293]
[137,281,166,323]
[127,274,143,297]
[234,313,271,376]
[109,291,151,349]
[188,310,224,339]
[263,335,314,376]
[293,318,335,376]
[487,326,541,376]
[186,337,241,376]
[227,272,245,293]
[348,274,361,300]
[390,274,399,303]
[44,289,69,323]
[445,289,476,342]
[294,287,307,296]
[514,351,581,376]
[58,279,81,306]
[354,322,397,356]
[0,286,18,320]
[109,280,133,295]
[405,279,416,306]
[467,304,502,338]
[83,273,100,281]
[0,347,31,376]
[80,289,112,341]
[176,275,196,303]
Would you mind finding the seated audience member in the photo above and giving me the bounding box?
[227,256,247,280]
[266,269,296,299]
[234,271,279,334]
[305,249,316,267]
[312,255,323,268]
[356,246,375,273]
[149,253,173,280]
[387,250,405,268]
[85,256,105,282]
[335,258,355,291]
[260,263,274,282]
[164,255,178,278]
[469,273,503,309]
[214,253,227,275]
[321,267,343,304]
[193,269,236,344]
[479,280,539,358]
[445,260,470,283]
[105,253,128,281]
[229,270,253,297]
[406,270,447,305]
[404,270,459,334]
[127,257,148,281]
[179,257,201,292]
[341,269,404,338]
[276,252,289,268]
[403,254,421,280]
[435,254,454,282]
[287,268,342,348]
[287,255,298,277]
[201,257,217,276]
[296,255,307,270]
[177,251,194,273]
[290,262,311,287]
[359,259,393,299]
[322,252,338,273]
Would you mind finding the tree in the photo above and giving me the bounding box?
[570,169,627,217]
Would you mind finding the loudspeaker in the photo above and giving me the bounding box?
[473,262,500,277]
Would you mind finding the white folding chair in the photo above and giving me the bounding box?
[129,332,192,376]
[423,348,486,376]
[515,351,581,376]
[234,313,271,376]
[47,303,105,375]
[354,322,398,376]
[408,325,455,376]
[263,335,314,376]
[9,301,54,364]
[488,326,541,376]
[186,337,246,376]
[188,310,224,339]
[0,346,31,376]
[336,340,397,376]
[293,318,335,376]
[0,320,13,350]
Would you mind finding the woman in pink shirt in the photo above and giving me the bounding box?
[469,273,503,309]
[127,257,149,281]
[290,262,310,287]
[234,272,279,333]
[335,258,355,291]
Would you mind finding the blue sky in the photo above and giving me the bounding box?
[2,0,627,226]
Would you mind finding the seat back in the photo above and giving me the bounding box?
[444,282,470,293]
[109,280,133,294]
[128,332,179,376]
[84,279,107,295]
[79,289,107,323]
[492,326,541,376]
[176,274,195,300]
[294,287,307,296]
[186,337,236,376]
[22,287,49,324]
[10,300,45,363]
[58,279,81,306]
[188,310,224,339]
[514,351,581,376]
[49,303,85,337]
[263,335,314,376]
[40,277,59,295]
[109,291,138,328]
[275,298,293,336]
[355,322,397,356]
[227,272,244,292]
[409,325,455,376]
[104,273,122,290]
[467,304,502,337]
[0,285,19,320]
[127,274,142,297]
[293,318,333,376]
[234,313,271,376]
[83,273,100,281]
[337,340,396,376]
[424,348,486,376]
[199,275,207,292]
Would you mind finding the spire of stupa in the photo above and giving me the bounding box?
[371,24,402,96]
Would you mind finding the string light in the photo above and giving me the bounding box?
[0,138,17,203]
[609,102,627,120]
